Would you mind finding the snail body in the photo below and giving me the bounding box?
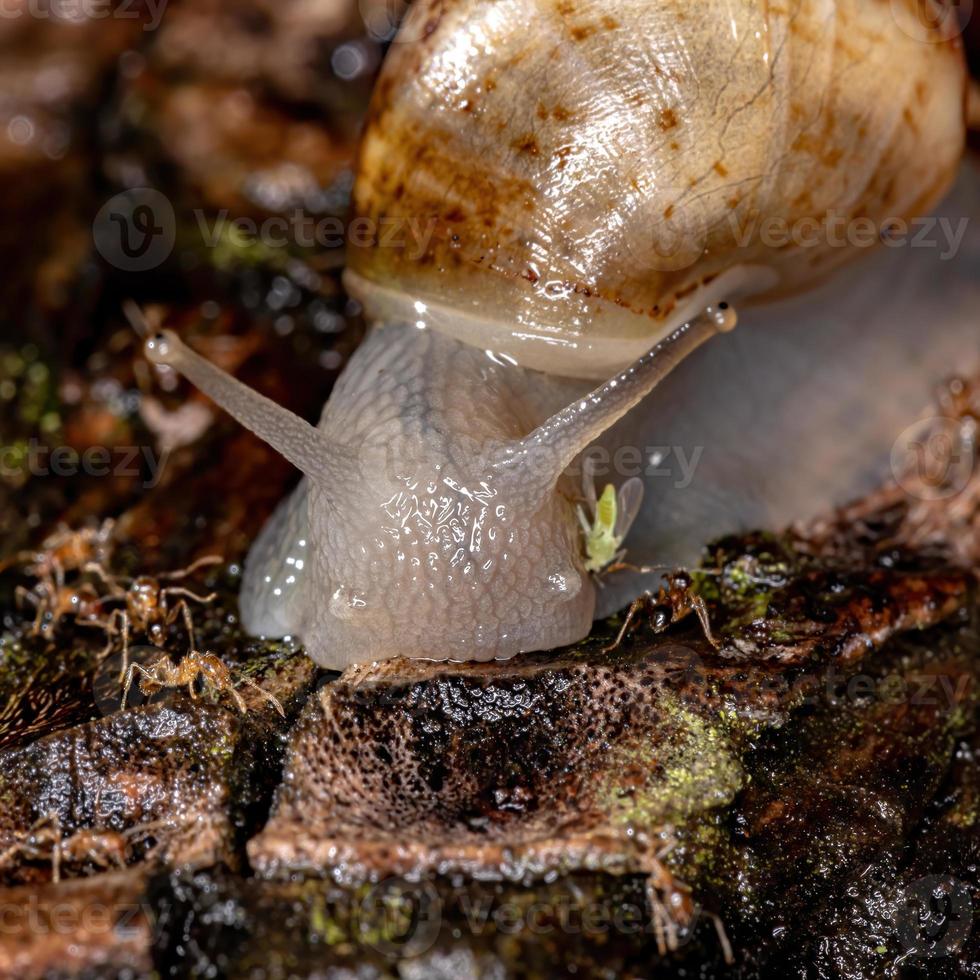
[147,303,736,665]
[145,0,967,669]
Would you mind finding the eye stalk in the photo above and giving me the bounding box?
[130,306,348,485]
[497,294,743,497]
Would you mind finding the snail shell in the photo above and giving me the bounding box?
[346,0,966,378]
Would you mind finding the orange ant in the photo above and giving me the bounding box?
[634,829,734,964]
[3,519,116,582]
[120,609,284,717]
[602,570,720,654]
[82,556,222,675]
[6,520,117,639]
[0,814,130,883]
[14,570,106,640]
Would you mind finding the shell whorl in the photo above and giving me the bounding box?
[346,0,965,378]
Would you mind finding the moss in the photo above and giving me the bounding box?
[597,695,745,829]
[0,344,63,490]
[307,891,349,946]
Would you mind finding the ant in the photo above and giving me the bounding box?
[635,829,734,964]
[0,814,129,883]
[3,519,116,582]
[6,520,117,639]
[120,609,284,717]
[601,570,720,654]
[83,556,222,676]
[14,570,106,640]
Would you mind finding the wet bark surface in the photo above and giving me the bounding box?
[0,385,975,977]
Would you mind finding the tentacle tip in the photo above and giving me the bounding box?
[707,302,738,334]
[144,329,181,367]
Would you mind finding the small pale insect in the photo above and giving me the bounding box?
[577,457,645,575]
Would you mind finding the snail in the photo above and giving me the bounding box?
[143,0,968,669]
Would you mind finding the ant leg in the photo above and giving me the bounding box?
[690,595,720,649]
[83,562,124,598]
[121,662,155,710]
[116,612,131,679]
[228,686,249,714]
[121,663,136,710]
[160,555,222,582]
[226,684,248,715]
[14,585,38,609]
[50,830,62,885]
[163,586,218,606]
[173,601,198,652]
[0,841,19,870]
[82,562,111,587]
[709,911,735,965]
[32,601,48,637]
[0,550,30,575]
[89,618,115,662]
[109,609,129,680]
[238,676,285,717]
[90,609,119,660]
[600,551,639,577]
[601,593,653,655]
[647,885,670,956]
